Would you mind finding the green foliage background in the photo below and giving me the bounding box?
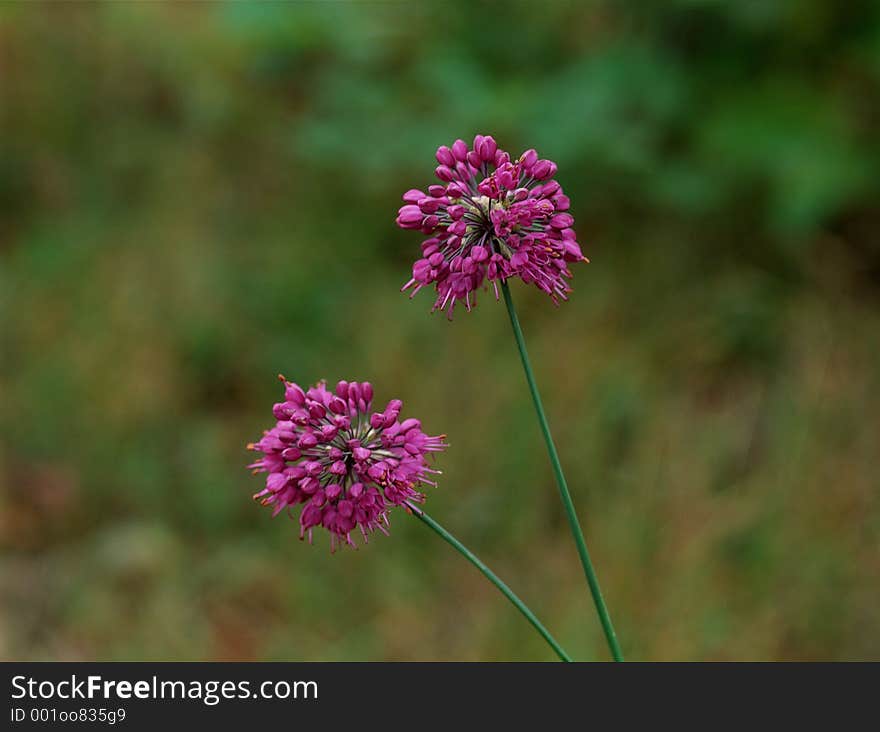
[2,1,879,660]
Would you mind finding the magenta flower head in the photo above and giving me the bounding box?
[396,134,588,317]
[247,376,447,551]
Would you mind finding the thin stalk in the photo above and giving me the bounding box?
[500,280,624,662]
[409,506,572,662]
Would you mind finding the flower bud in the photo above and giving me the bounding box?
[550,213,574,229]
[397,204,424,228]
[435,165,454,182]
[447,204,465,220]
[520,148,538,169]
[477,135,497,161]
[284,382,306,405]
[446,182,467,197]
[435,145,455,166]
[531,159,552,179]
[418,197,442,214]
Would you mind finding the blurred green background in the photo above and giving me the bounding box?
[2,1,879,661]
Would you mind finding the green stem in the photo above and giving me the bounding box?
[410,507,572,662]
[500,280,624,662]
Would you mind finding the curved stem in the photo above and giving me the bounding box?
[500,280,624,662]
[409,506,572,662]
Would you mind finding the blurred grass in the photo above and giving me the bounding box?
[1,1,879,660]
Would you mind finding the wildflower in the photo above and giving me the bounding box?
[247,376,446,551]
[397,134,587,317]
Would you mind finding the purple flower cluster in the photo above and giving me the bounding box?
[397,134,587,317]
[248,377,446,551]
